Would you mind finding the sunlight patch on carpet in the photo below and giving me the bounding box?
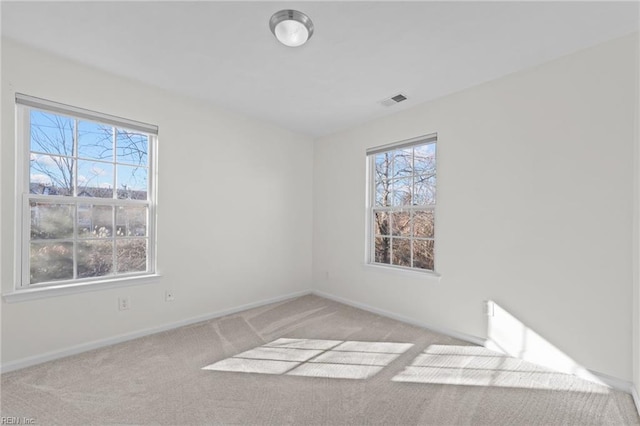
[235,347,323,362]
[203,338,413,380]
[287,363,384,379]
[203,358,298,374]
[391,345,610,393]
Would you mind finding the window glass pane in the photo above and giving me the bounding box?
[117,165,148,200]
[78,121,113,161]
[77,206,91,236]
[413,240,434,270]
[116,239,147,273]
[391,211,411,236]
[30,154,73,196]
[77,160,114,198]
[375,237,391,264]
[375,153,392,181]
[414,175,436,205]
[116,130,148,166]
[392,178,412,206]
[392,238,411,267]
[30,202,74,240]
[30,241,73,284]
[374,211,389,236]
[78,240,114,278]
[375,180,390,207]
[414,144,436,175]
[392,148,413,178]
[78,205,113,238]
[413,210,434,238]
[30,110,74,156]
[116,206,147,237]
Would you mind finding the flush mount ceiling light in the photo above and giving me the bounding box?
[269,10,314,47]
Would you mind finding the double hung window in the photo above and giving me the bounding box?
[15,94,158,289]
[367,134,437,272]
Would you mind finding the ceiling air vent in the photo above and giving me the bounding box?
[380,93,408,107]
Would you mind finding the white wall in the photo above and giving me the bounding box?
[313,34,638,381]
[0,38,313,366]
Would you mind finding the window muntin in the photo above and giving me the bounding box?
[17,95,157,288]
[368,136,436,272]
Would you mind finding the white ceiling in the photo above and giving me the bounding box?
[2,1,638,138]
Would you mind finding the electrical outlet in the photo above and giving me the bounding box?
[165,290,175,302]
[118,296,130,311]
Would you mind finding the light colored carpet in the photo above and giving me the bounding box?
[1,294,638,425]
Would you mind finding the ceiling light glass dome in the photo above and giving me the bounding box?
[269,10,314,47]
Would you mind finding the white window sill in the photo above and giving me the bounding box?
[362,263,442,280]
[3,274,162,303]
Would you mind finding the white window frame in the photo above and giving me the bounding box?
[366,133,437,274]
[11,94,159,297]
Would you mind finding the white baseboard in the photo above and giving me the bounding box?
[0,289,311,374]
[588,369,636,395]
[311,289,486,346]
